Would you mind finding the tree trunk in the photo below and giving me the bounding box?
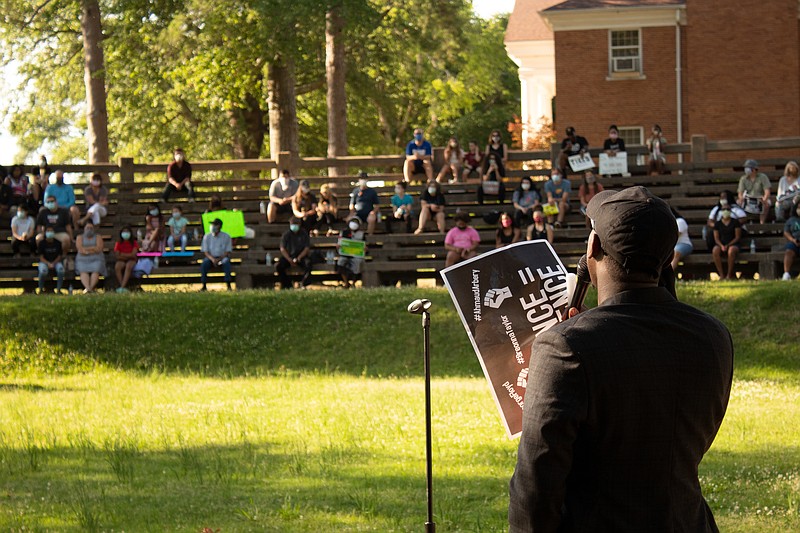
[80,0,110,164]
[268,56,299,177]
[326,2,348,177]
[229,94,267,159]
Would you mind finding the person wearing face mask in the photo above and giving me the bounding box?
[337,217,367,288]
[495,212,520,249]
[544,169,572,228]
[512,177,541,228]
[43,169,81,230]
[74,220,106,294]
[578,171,604,228]
[79,173,109,227]
[646,125,667,176]
[114,226,140,292]
[712,206,743,280]
[200,218,233,291]
[349,172,380,235]
[385,181,414,233]
[478,154,507,204]
[35,195,74,254]
[602,125,626,178]
[557,126,589,175]
[602,125,626,156]
[11,204,36,257]
[484,130,508,178]
[142,203,166,253]
[706,190,747,251]
[526,207,554,244]
[31,155,52,204]
[737,159,772,224]
[166,205,190,252]
[37,226,65,294]
[781,204,800,280]
[415,180,446,235]
[403,128,434,182]
[162,148,195,203]
[268,169,299,223]
[444,212,480,267]
[277,216,312,290]
[292,179,318,232]
[437,136,465,183]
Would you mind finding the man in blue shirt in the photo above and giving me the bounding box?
[544,168,572,228]
[44,170,80,229]
[403,127,433,182]
[349,172,380,235]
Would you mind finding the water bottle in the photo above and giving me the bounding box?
[136,228,144,242]
[153,256,159,268]
[193,227,200,241]
[259,201,266,215]
[68,284,73,295]
[326,250,334,264]
[265,252,272,265]
[750,239,756,254]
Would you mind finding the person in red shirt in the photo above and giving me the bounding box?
[114,226,140,293]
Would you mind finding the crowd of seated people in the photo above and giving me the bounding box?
[8,135,800,292]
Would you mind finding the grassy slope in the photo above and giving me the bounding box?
[0,283,798,531]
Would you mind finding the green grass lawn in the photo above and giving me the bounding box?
[0,283,798,531]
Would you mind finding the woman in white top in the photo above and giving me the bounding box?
[671,207,693,271]
[775,161,800,222]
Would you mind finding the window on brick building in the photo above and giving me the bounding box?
[609,30,642,75]
[618,126,645,166]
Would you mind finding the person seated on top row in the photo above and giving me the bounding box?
[737,159,772,224]
[557,126,589,175]
[434,137,486,184]
[404,128,434,182]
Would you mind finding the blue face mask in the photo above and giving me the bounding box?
[45,201,56,210]
[290,224,300,233]
[45,231,55,239]
[121,231,131,240]
[414,133,423,141]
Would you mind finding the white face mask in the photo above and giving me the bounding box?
[349,221,359,231]
[175,154,184,162]
[552,174,562,183]
[521,183,531,191]
[301,185,310,193]
[91,180,101,186]
[745,167,754,175]
[16,211,25,218]
[427,187,437,195]
[279,176,289,185]
[394,188,403,195]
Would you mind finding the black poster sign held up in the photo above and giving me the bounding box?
[440,240,569,438]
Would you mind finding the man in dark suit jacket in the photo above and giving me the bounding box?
[509,186,734,532]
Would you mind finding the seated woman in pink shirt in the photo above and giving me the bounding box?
[444,212,481,267]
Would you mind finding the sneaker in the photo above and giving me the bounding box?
[782,272,792,281]
[199,286,207,292]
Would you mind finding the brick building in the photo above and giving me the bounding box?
[506,0,800,151]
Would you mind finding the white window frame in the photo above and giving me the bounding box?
[617,126,645,167]
[608,29,644,79]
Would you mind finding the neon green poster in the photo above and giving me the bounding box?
[202,210,246,238]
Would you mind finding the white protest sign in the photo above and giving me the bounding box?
[599,152,628,175]
[568,153,595,172]
[440,240,568,438]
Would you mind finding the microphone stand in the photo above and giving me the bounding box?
[408,299,435,533]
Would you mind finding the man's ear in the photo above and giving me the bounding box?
[587,230,603,260]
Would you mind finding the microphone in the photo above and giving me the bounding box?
[407,298,432,315]
[563,255,590,320]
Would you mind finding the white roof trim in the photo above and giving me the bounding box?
[541,5,687,32]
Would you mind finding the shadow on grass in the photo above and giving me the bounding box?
[2,439,798,531]
[0,441,511,532]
